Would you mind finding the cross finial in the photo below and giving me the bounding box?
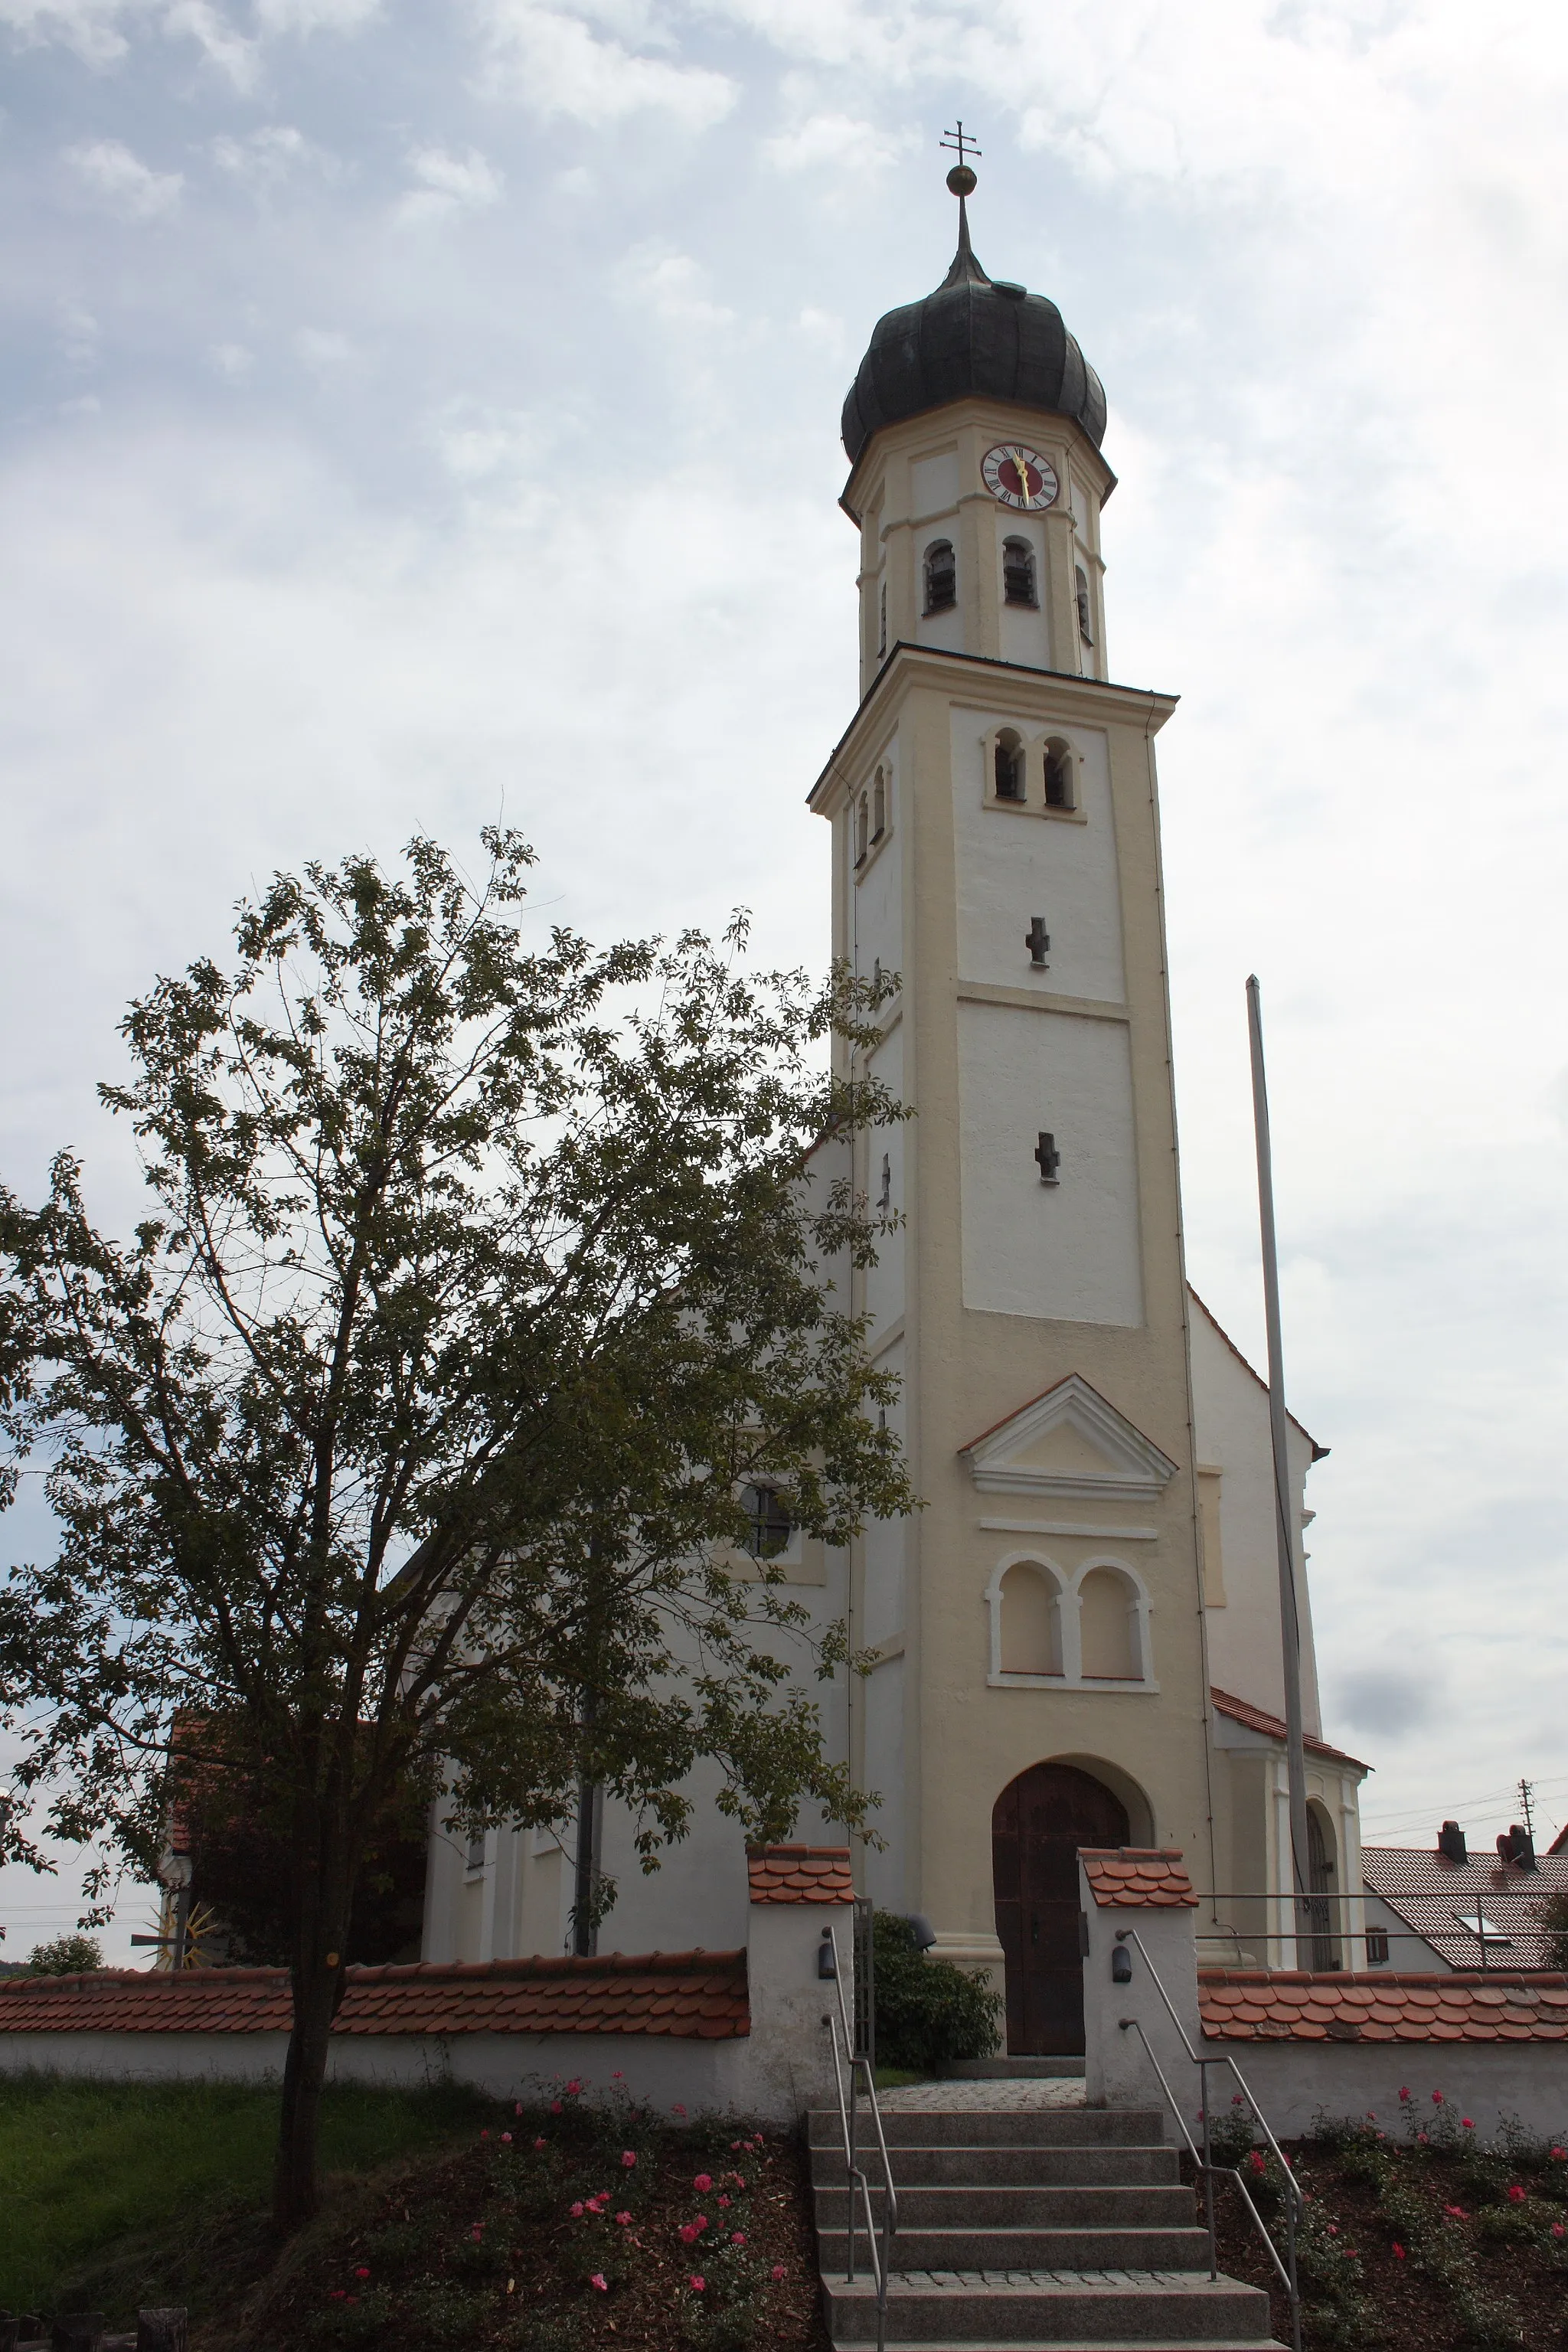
[940,121,982,176]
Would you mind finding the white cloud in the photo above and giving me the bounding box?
[615,243,733,329]
[158,0,256,82]
[293,326,353,371]
[254,0,381,27]
[0,0,149,67]
[64,139,183,220]
[394,145,505,227]
[210,126,321,185]
[472,0,736,126]
[208,341,254,379]
[763,109,912,176]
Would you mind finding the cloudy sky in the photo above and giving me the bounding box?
[1,0,1565,1955]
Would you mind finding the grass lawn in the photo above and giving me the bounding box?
[0,2073,490,2320]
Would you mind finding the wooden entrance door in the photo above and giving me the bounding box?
[992,1762,1129,2056]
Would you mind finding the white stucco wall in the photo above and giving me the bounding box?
[1188,1295,1322,1736]
[952,712,1125,1002]
[958,1002,1142,1325]
[1200,2038,1568,2148]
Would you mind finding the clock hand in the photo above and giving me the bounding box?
[1013,446,1033,505]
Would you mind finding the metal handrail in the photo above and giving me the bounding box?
[1114,1926,1303,2352]
[822,1922,897,2352]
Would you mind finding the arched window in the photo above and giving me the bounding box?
[871,766,886,841]
[854,795,868,865]
[1002,537,1037,607]
[742,1482,792,1560]
[878,578,887,657]
[998,1561,1062,1675]
[923,538,956,614]
[1077,1566,1138,1678]
[993,730,1024,802]
[1044,736,1075,810]
[1075,564,1095,645]
[1307,1805,1341,1970]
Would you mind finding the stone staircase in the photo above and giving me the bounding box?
[808,2096,1287,2350]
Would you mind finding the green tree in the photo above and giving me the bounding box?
[24,1932,103,1975]
[0,831,912,2230]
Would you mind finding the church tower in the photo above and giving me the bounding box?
[811,160,1217,2050]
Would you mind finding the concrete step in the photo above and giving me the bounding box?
[808,2109,1168,2150]
[939,2058,1087,2079]
[825,2272,1276,2345]
[819,2227,1214,2273]
[816,2186,1198,2232]
[830,2341,1286,2352]
[812,2146,1181,2190]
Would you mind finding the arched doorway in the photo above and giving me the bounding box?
[992,1760,1129,2056]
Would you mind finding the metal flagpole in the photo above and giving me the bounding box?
[1246,976,1313,1965]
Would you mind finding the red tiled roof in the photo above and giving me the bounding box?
[1200,1969,1568,2043]
[746,1845,854,1904]
[1361,1845,1568,1971]
[1081,1848,1198,1909]
[0,1951,750,2040]
[1210,1686,1369,1772]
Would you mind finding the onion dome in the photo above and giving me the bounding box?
[841,169,1107,467]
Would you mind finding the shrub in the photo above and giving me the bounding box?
[871,1913,1002,2073]
[1536,1888,1568,1971]
[24,1935,103,1976]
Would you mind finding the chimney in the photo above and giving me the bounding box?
[1437,1821,1467,1865]
[1498,1824,1537,1873]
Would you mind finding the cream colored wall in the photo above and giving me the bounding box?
[816,453,1219,1969]
[852,399,1116,696]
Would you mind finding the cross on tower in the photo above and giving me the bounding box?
[939,121,982,172]
[1034,1132,1060,1185]
[1025,915,1050,968]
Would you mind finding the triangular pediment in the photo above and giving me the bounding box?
[959,1374,1178,1501]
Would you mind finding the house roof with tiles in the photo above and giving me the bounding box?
[746,1844,855,1903]
[1361,1844,1568,1971]
[0,1950,750,2040]
[1210,1686,1369,1772]
[1200,1969,1568,2043]
[1081,1848,1199,1908]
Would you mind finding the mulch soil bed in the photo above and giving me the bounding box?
[1184,2099,1568,2350]
[210,2079,831,2352]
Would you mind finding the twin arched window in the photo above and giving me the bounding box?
[1044,737,1075,810]
[993,730,1024,802]
[924,539,956,615]
[1002,537,1037,608]
[991,1557,1149,1686]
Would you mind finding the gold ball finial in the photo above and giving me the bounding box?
[946,163,977,198]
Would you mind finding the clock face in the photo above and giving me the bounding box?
[982,442,1059,512]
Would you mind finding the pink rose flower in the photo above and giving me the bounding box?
[571,2203,585,2219]
[1462,2118,1475,2131]
[679,2224,698,2245]
[481,2129,489,2139]
[718,2195,730,2209]
[1392,2243,1405,2259]
[671,2103,687,2117]
[1508,2185,1526,2202]
[566,2078,583,2095]
[771,2265,786,2282]
[731,2231,746,2246]
[616,2212,632,2226]
[1399,2087,1410,2101]
[551,2101,563,2115]
[694,2174,712,2192]
[501,2133,512,2144]
[1444,2204,1468,2220]
[354,2267,370,2279]
[688,2275,705,2293]
[534,2137,547,2150]
[1553,2224,1566,2240]
[1553,2148,1568,2160]
[590,2273,607,2292]
[1432,2090,1444,2104]
[622,2150,636,2167]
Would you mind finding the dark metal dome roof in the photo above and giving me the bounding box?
[841,203,1107,467]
